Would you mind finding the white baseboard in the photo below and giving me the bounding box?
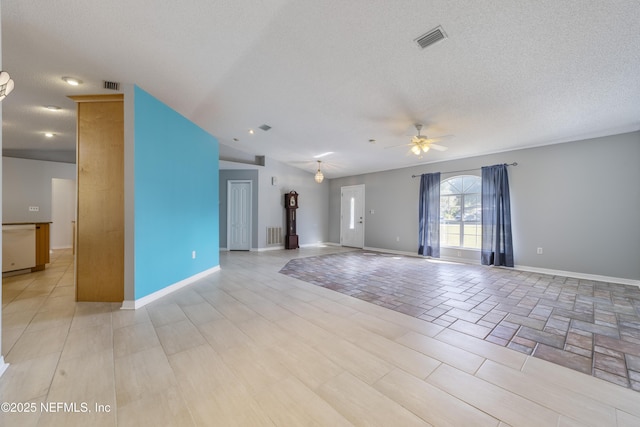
[255,242,335,251]
[363,247,639,287]
[300,242,331,248]
[221,247,272,252]
[323,242,342,247]
[364,246,478,265]
[513,264,640,287]
[0,356,9,378]
[363,246,426,259]
[223,242,344,252]
[121,265,221,310]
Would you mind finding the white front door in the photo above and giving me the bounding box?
[340,185,365,248]
[228,180,252,250]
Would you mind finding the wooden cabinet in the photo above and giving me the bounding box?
[70,94,124,302]
[32,222,50,272]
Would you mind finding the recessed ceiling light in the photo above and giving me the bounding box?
[233,138,239,142]
[368,139,376,144]
[44,105,61,111]
[248,129,254,135]
[44,132,55,138]
[313,152,334,158]
[62,76,82,86]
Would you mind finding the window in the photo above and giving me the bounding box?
[440,175,481,249]
[349,197,355,230]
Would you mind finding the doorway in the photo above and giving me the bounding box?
[227,180,252,250]
[340,184,365,248]
[51,178,76,249]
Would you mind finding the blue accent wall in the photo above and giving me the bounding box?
[134,86,219,299]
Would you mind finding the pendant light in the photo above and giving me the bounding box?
[0,71,15,102]
[314,160,324,183]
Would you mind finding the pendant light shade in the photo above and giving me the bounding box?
[314,160,324,183]
[0,71,15,102]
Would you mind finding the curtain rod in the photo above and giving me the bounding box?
[411,162,518,178]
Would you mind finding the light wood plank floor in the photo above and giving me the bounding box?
[1,248,639,426]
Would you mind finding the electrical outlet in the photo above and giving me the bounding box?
[192,251,196,259]
[29,206,39,212]
[537,247,543,255]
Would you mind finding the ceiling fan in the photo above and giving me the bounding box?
[386,124,450,157]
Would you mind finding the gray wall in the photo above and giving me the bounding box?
[220,156,330,249]
[2,157,76,223]
[329,131,640,281]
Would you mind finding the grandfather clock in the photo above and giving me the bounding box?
[284,191,299,249]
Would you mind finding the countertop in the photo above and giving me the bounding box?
[3,222,52,225]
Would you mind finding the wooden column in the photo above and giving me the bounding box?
[32,222,50,272]
[70,94,124,302]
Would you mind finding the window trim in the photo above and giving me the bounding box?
[440,174,481,249]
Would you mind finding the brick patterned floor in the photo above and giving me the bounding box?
[279,251,640,391]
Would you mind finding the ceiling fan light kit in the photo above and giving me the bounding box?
[384,123,450,157]
[408,123,444,156]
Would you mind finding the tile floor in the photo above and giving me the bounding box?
[280,250,640,391]
[0,247,639,426]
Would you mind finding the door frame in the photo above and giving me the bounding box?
[227,180,253,250]
[340,184,365,248]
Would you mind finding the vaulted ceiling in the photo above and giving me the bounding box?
[2,1,639,178]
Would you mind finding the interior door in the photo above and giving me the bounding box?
[51,178,76,249]
[340,184,365,248]
[228,180,252,250]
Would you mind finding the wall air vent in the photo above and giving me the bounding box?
[259,124,272,131]
[103,80,120,91]
[415,26,447,49]
[266,227,283,245]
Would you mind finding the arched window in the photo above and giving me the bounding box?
[440,175,481,249]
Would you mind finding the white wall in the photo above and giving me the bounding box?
[329,131,640,282]
[2,157,76,261]
[2,157,76,223]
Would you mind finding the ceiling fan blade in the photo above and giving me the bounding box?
[430,134,455,141]
[384,143,412,149]
[429,143,448,151]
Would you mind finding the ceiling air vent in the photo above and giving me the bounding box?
[103,80,120,91]
[415,26,447,49]
[259,124,272,131]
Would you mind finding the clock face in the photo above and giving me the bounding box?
[289,196,296,206]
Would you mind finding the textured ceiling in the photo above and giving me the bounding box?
[2,0,639,177]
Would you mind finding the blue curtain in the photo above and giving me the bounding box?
[481,164,514,266]
[418,172,441,257]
